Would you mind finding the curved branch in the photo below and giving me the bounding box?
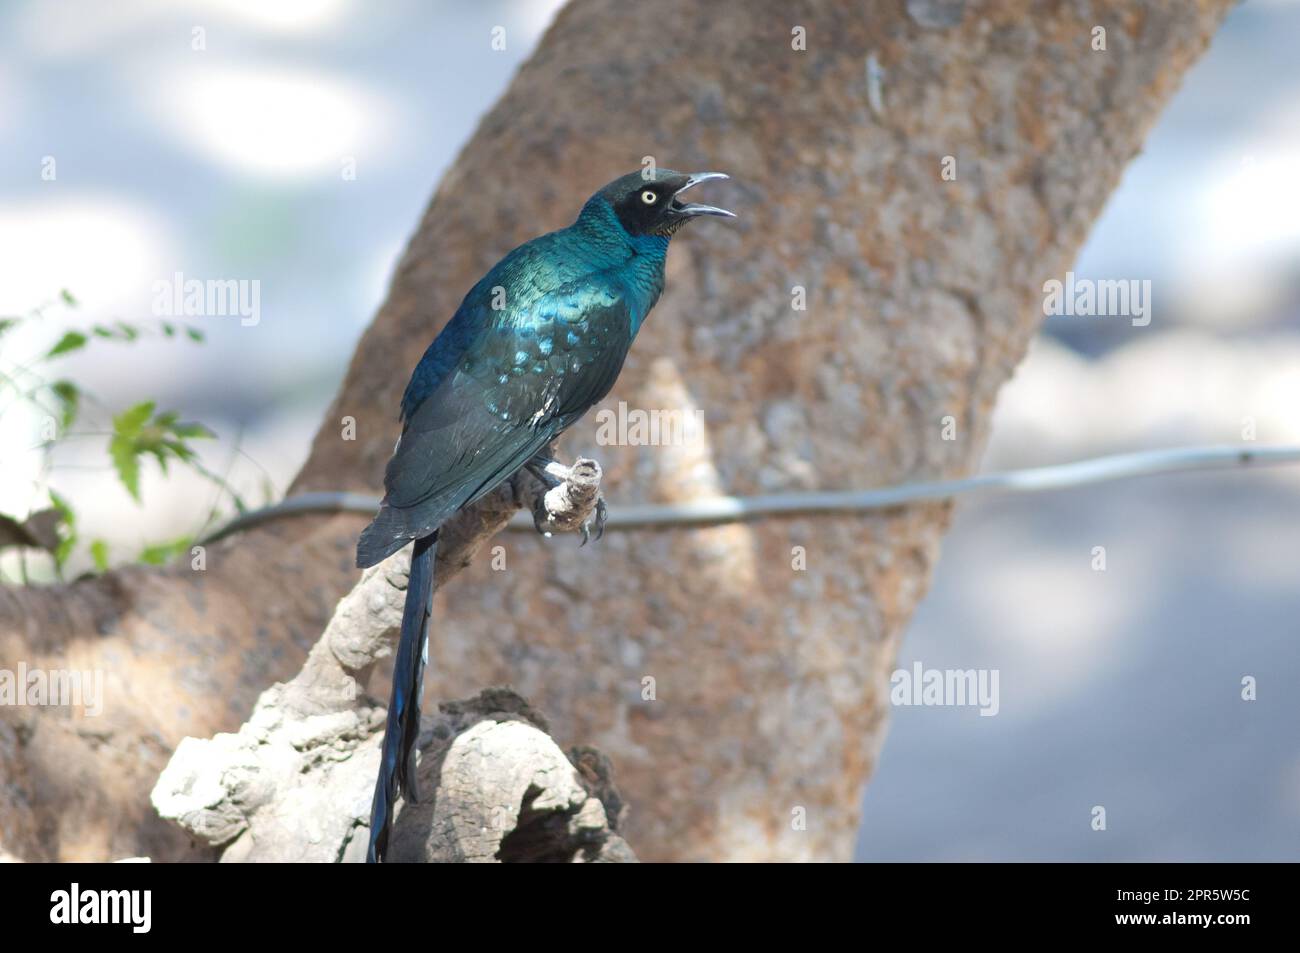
[152,456,627,864]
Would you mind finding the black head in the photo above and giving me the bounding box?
[597,169,734,238]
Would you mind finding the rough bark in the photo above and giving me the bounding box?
[153,683,635,863]
[0,0,1234,861]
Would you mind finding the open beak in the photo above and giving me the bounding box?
[671,172,735,219]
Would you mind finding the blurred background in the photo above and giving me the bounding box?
[0,0,1295,860]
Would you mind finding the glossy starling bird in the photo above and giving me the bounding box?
[357,169,733,862]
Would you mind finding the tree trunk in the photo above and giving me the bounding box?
[0,0,1234,861]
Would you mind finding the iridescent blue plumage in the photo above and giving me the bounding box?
[358,169,732,862]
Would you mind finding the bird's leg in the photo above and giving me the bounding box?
[523,449,606,543]
[524,446,566,490]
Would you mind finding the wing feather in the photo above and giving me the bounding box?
[356,272,634,565]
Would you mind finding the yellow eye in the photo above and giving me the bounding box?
[641,190,657,205]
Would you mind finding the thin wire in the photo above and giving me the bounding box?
[197,443,1300,545]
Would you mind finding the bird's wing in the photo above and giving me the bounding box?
[378,274,633,531]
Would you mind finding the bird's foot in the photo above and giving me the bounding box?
[525,456,604,541]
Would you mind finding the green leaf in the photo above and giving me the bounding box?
[47,491,76,570]
[113,401,155,437]
[54,537,74,569]
[160,439,195,462]
[60,289,78,307]
[139,536,191,566]
[90,539,109,572]
[169,421,214,440]
[116,321,139,341]
[106,402,211,503]
[161,322,176,338]
[50,380,79,430]
[109,433,142,501]
[48,490,74,525]
[46,330,88,358]
[185,326,205,343]
[0,318,18,337]
[108,403,156,503]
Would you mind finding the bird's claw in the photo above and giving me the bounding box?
[580,497,607,546]
[531,503,554,538]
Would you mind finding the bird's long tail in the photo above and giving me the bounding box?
[366,530,437,863]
